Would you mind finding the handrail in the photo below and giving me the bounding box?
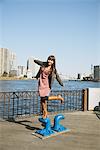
[0,90,83,119]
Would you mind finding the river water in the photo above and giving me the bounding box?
[0,80,100,92]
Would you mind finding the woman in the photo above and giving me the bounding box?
[34,55,64,118]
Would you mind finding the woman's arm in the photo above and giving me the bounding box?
[34,59,47,66]
[34,68,41,79]
[55,69,63,86]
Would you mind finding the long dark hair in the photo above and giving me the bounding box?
[47,55,56,72]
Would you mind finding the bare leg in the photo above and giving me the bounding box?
[40,100,43,115]
[41,98,48,119]
[48,95,64,103]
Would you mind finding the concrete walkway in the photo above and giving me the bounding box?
[0,111,100,150]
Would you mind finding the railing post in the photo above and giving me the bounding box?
[12,92,15,117]
[82,89,88,111]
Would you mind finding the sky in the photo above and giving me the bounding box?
[0,0,100,77]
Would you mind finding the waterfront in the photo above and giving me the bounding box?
[0,80,100,92]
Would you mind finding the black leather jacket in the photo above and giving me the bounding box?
[34,59,63,89]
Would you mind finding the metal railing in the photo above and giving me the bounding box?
[0,90,83,119]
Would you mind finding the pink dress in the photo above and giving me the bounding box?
[38,67,50,97]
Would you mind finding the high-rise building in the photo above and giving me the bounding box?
[27,57,39,78]
[0,48,17,76]
[0,48,10,76]
[77,73,81,80]
[0,48,3,75]
[94,65,100,81]
[9,51,17,71]
[17,66,26,77]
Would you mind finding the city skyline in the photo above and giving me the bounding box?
[0,47,100,80]
[0,0,100,77]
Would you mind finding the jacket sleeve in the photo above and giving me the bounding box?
[34,68,41,79]
[34,59,47,66]
[55,69,63,86]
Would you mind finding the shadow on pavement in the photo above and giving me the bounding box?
[6,118,40,131]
